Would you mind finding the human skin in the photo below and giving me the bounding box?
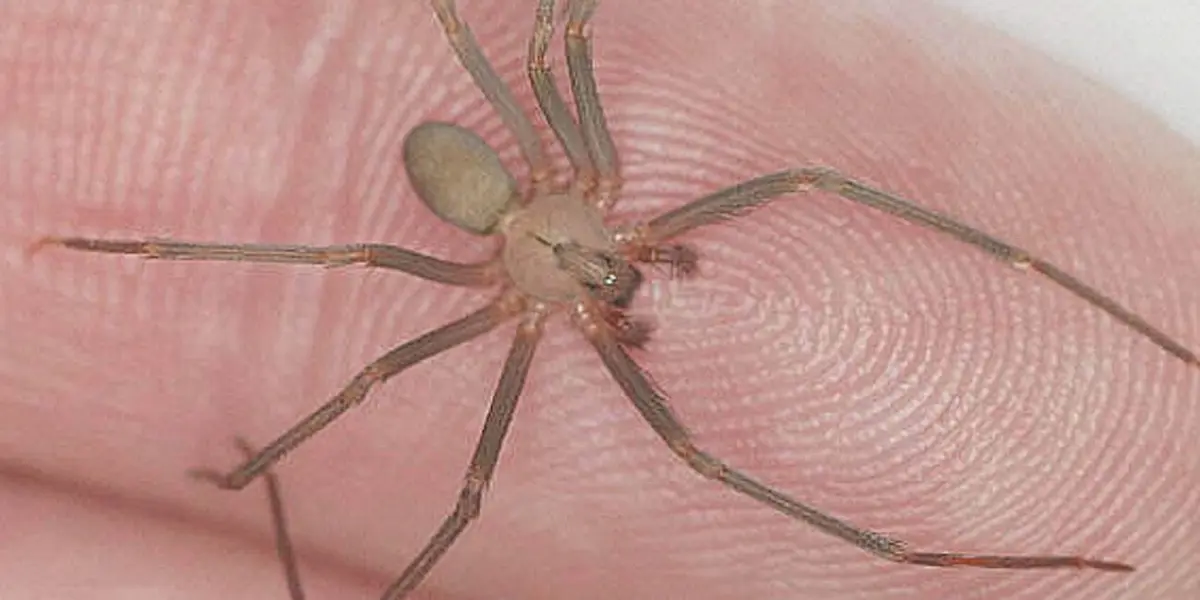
[2,0,1198,598]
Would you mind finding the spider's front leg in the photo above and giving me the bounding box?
[572,302,1135,572]
[625,167,1199,369]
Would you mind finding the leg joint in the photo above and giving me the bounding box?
[667,439,727,480]
[456,474,487,521]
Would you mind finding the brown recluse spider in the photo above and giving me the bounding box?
[34,0,1198,598]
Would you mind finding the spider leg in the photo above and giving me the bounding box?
[190,296,522,490]
[230,438,308,600]
[382,310,545,600]
[575,303,1134,572]
[528,0,594,187]
[32,238,498,286]
[431,0,551,185]
[630,168,1199,368]
[563,0,622,210]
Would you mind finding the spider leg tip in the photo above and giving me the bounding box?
[25,235,66,257]
[1088,560,1135,573]
[186,467,237,490]
[230,435,256,456]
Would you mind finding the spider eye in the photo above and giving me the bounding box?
[592,259,642,308]
[549,241,642,307]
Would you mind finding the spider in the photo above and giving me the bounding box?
[34,0,1198,598]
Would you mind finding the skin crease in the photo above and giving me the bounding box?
[2,0,1198,598]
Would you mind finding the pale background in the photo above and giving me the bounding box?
[942,1,1200,144]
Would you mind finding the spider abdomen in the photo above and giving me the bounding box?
[403,121,518,235]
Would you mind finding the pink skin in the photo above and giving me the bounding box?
[2,1,1197,598]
